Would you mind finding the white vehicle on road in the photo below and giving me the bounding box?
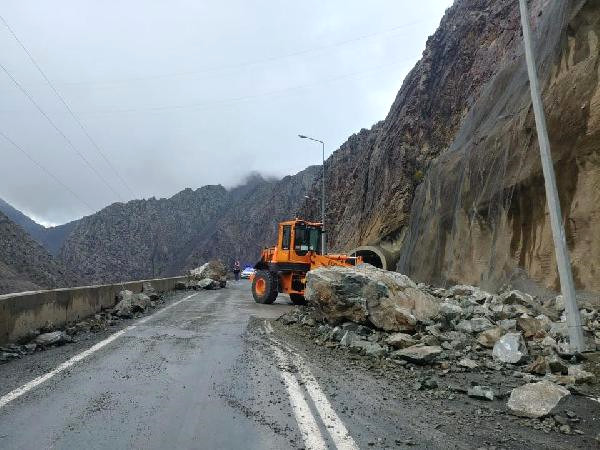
[240,267,256,279]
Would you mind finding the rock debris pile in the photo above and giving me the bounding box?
[179,260,228,291]
[0,281,166,363]
[280,265,600,430]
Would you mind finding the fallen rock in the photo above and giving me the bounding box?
[0,351,21,362]
[439,301,463,320]
[385,332,417,349]
[458,358,479,369]
[516,317,546,338]
[114,290,151,318]
[34,331,73,347]
[477,327,504,348]
[547,354,569,374]
[175,281,187,290]
[470,317,494,333]
[142,282,160,300]
[507,380,570,418]
[568,365,595,384]
[351,340,386,357]
[392,345,442,364]
[305,266,439,330]
[525,356,549,375]
[189,260,228,287]
[197,278,220,290]
[493,332,528,364]
[467,385,494,401]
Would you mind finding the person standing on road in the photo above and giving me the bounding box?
[233,260,241,281]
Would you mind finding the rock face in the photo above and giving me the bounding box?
[59,167,317,284]
[305,265,439,330]
[507,381,570,418]
[298,0,600,295]
[0,212,77,294]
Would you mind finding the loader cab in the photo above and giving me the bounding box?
[278,219,323,261]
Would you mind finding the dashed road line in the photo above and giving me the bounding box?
[0,292,199,409]
[265,321,358,450]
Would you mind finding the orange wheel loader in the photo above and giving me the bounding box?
[250,219,361,305]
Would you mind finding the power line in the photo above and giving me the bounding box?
[0,130,94,211]
[57,19,425,88]
[0,60,124,201]
[0,14,136,199]
[82,56,417,116]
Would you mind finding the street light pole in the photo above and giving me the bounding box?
[519,0,585,352]
[299,134,326,254]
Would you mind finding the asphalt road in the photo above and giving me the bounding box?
[1,282,597,449]
[0,282,361,449]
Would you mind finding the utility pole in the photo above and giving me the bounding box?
[519,0,585,352]
[298,134,327,253]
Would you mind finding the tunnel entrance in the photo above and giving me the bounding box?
[354,250,383,268]
[349,245,389,270]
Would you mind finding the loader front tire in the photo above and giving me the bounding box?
[252,270,278,304]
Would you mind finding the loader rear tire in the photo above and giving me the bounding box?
[289,294,306,305]
[252,270,278,304]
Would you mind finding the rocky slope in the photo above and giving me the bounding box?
[59,166,318,284]
[0,198,75,256]
[301,0,600,295]
[0,212,76,294]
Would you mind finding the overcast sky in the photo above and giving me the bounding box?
[0,0,452,226]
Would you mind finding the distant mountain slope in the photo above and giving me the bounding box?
[0,198,75,255]
[59,166,318,284]
[0,211,77,294]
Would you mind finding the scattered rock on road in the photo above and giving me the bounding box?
[507,380,570,418]
[34,331,73,347]
[392,345,442,364]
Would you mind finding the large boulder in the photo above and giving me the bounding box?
[114,290,152,318]
[305,265,439,331]
[507,381,570,418]
[189,260,227,287]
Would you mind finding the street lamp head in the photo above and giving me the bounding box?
[298,134,307,139]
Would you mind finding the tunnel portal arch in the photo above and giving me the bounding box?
[349,245,391,270]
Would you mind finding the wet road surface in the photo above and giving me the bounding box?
[0,282,319,449]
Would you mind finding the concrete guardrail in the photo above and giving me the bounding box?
[0,276,188,345]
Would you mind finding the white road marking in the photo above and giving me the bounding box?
[265,322,358,450]
[264,321,274,334]
[280,342,358,450]
[0,292,199,409]
[271,344,327,450]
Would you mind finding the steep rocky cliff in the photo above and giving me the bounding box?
[302,0,600,295]
[0,212,76,294]
[59,166,318,284]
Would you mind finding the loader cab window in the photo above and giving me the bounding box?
[294,224,322,256]
[281,225,291,250]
